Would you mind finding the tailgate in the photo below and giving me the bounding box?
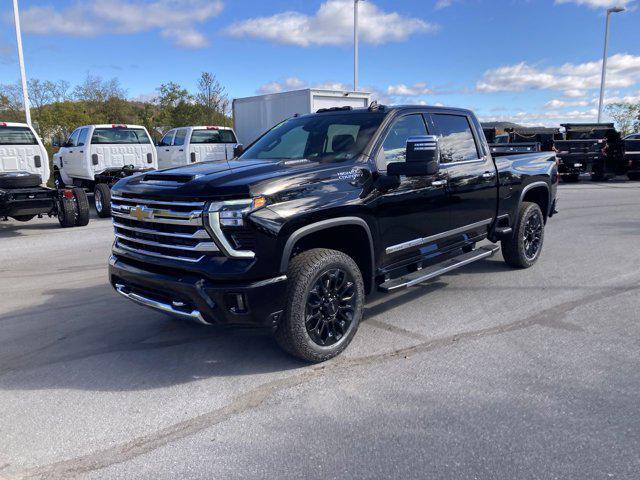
[91,144,156,171]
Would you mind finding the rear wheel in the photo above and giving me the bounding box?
[501,202,545,269]
[57,196,76,228]
[72,187,90,226]
[275,248,364,363]
[94,183,112,218]
[561,174,580,183]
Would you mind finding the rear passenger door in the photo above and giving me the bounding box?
[428,112,497,238]
[169,128,188,168]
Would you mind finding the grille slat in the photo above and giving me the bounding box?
[111,195,217,262]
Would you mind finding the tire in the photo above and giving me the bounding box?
[72,187,90,227]
[275,248,365,363]
[57,197,76,228]
[53,170,65,189]
[12,215,35,222]
[0,172,42,189]
[561,174,580,183]
[501,202,545,269]
[94,183,112,218]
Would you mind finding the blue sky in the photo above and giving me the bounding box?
[1,0,639,126]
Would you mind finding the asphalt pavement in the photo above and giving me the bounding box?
[0,181,639,480]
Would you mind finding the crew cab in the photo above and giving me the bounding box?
[623,134,640,181]
[555,123,622,182]
[157,126,238,170]
[0,122,89,228]
[53,124,157,217]
[109,105,558,362]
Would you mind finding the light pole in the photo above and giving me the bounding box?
[354,0,362,92]
[12,0,31,126]
[597,6,625,123]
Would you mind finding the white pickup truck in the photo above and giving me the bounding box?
[1,122,89,228]
[156,126,238,170]
[53,124,157,217]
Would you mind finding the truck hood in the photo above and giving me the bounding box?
[111,158,353,200]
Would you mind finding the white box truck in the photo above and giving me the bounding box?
[233,89,371,146]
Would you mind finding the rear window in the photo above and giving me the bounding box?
[190,129,237,144]
[91,128,151,145]
[0,126,38,145]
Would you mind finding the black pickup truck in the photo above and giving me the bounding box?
[555,123,622,182]
[109,105,558,362]
[623,134,640,181]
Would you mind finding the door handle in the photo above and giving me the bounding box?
[431,179,447,187]
[179,149,184,152]
[482,172,495,178]
[79,150,84,153]
[165,149,170,152]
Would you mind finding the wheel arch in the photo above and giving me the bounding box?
[280,217,376,294]
[519,181,550,222]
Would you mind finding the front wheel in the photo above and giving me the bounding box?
[501,202,545,269]
[275,248,364,363]
[94,183,112,218]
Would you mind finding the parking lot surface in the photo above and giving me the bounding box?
[1,181,639,480]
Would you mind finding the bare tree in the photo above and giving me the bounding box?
[195,72,229,125]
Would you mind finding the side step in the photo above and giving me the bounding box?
[378,245,500,293]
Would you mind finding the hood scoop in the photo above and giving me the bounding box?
[141,173,195,185]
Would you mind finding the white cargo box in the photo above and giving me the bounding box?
[233,89,371,146]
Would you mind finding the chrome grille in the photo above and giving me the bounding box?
[111,195,218,262]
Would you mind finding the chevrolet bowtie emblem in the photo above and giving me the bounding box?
[130,205,154,221]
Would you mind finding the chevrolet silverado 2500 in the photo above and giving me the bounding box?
[109,105,558,362]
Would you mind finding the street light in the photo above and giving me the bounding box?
[354,0,363,92]
[11,0,31,126]
[597,6,625,123]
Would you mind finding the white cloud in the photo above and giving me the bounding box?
[555,0,633,9]
[544,99,590,108]
[19,0,223,48]
[435,0,454,9]
[257,77,308,94]
[226,0,438,47]
[387,83,433,97]
[477,54,640,96]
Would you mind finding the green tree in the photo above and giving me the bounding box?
[606,103,640,136]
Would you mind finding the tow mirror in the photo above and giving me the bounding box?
[387,135,440,177]
[233,144,244,158]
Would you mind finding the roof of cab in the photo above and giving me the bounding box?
[301,104,475,118]
[80,124,148,129]
[189,126,234,131]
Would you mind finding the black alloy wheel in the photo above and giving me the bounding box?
[305,268,357,347]
[523,210,543,261]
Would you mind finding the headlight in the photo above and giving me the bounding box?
[204,197,267,259]
[214,196,267,228]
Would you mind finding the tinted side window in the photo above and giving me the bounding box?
[159,130,175,147]
[431,114,479,163]
[379,114,428,168]
[77,128,89,147]
[173,129,187,147]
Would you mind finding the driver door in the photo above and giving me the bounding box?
[372,113,450,265]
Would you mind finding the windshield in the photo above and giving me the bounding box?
[191,129,237,144]
[91,128,151,144]
[240,113,385,163]
[0,126,38,145]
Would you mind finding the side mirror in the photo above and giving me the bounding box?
[63,141,73,148]
[233,144,244,158]
[387,135,440,177]
[51,139,60,148]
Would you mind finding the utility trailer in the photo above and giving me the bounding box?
[232,89,371,146]
[555,123,623,182]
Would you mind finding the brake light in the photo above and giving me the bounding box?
[63,189,74,199]
[206,126,220,130]
[0,122,6,127]
[112,124,127,129]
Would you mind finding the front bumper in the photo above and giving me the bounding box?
[109,255,288,328]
